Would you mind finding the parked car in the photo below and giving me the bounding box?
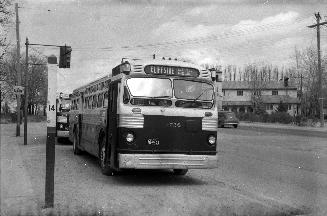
[218,111,239,128]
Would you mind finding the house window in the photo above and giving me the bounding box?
[222,90,225,96]
[237,90,243,96]
[288,105,292,110]
[272,90,278,95]
[253,91,261,96]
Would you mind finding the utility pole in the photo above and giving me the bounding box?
[308,12,326,127]
[24,38,29,145]
[15,3,21,136]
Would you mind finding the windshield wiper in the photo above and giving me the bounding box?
[193,88,213,102]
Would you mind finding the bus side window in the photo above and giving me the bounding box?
[93,95,97,109]
[88,97,92,109]
[76,98,79,110]
[84,97,88,109]
[123,86,130,104]
[98,93,103,108]
[104,92,108,108]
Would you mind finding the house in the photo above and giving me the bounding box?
[221,80,300,116]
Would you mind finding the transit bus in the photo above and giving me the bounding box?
[69,58,218,175]
[56,92,71,140]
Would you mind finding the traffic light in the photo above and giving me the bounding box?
[59,45,72,68]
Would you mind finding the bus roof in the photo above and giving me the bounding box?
[72,75,110,95]
[71,58,213,96]
[113,58,212,80]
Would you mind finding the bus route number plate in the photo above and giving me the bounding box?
[147,138,160,146]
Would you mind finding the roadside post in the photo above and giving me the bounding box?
[45,55,57,208]
[24,38,29,145]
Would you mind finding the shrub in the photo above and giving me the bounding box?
[294,115,307,126]
[236,111,295,124]
[268,112,293,124]
[237,112,262,122]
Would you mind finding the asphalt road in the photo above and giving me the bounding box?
[218,125,327,216]
[2,122,327,215]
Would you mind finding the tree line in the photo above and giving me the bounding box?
[1,0,48,117]
[204,46,327,119]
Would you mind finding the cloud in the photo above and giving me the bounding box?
[184,5,218,16]
[152,17,226,41]
[233,11,299,30]
[180,48,221,65]
[153,11,304,47]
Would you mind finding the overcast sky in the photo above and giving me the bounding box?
[10,0,327,93]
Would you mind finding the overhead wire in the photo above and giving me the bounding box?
[70,16,312,52]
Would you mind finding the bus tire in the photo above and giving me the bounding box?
[99,137,114,176]
[173,169,188,175]
[73,131,82,155]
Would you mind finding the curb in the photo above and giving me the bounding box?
[239,122,327,133]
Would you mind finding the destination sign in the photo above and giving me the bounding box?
[144,65,199,77]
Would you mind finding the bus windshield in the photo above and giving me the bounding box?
[126,77,172,98]
[59,99,71,112]
[174,80,213,101]
[125,77,214,108]
[174,79,214,109]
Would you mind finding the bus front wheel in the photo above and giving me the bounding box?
[173,169,188,175]
[99,138,115,176]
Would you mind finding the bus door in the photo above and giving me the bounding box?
[107,81,119,169]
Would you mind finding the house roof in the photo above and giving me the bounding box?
[222,81,297,90]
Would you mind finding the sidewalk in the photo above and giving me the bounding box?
[0,123,45,215]
[240,121,327,132]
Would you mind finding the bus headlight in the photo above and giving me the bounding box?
[126,133,135,143]
[208,135,216,146]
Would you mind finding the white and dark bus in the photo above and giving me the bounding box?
[56,92,71,140]
[69,58,218,175]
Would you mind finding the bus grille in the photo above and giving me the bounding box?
[202,118,217,131]
[119,115,144,128]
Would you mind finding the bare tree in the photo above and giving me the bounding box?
[0,0,13,60]
[1,48,48,115]
[21,52,48,115]
[294,46,327,118]
[240,63,270,114]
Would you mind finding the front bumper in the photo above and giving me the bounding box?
[118,153,218,169]
[57,130,69,138]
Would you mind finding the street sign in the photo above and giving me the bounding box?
[13,86,24,94]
